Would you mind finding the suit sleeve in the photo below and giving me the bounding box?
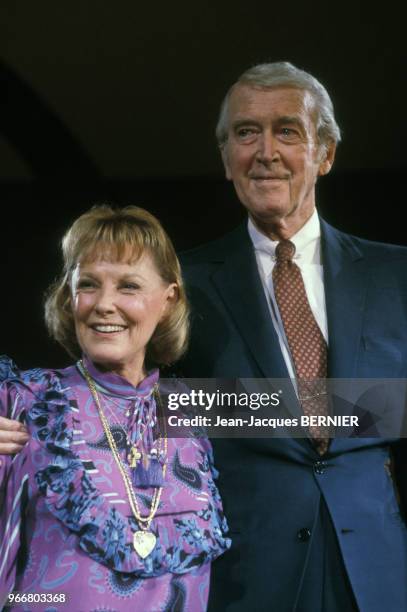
[392,441,407,517]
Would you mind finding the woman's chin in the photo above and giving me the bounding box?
[84,350,123,371]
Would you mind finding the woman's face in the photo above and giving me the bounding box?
[70,250,176,385]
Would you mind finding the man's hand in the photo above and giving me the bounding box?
[0,416,29,454]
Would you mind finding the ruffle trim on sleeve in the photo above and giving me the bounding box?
[0,355,22,384]
[23,365,230,576]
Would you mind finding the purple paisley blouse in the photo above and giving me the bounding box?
[0,356,230,611]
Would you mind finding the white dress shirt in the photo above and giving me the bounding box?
[248,209,328,380]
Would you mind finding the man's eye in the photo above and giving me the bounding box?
[236,127,258,140]
[279,127,300,139]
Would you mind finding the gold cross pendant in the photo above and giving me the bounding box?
[127,447,142,468]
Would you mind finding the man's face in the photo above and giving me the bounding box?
[221,84,335,239]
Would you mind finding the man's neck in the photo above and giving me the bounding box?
[249,207,316,241]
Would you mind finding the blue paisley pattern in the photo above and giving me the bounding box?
[0,355,230,611]
[87,426,129,451]
[172,449,203,491]
[163,578,187,611]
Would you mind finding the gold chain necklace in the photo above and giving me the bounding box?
[79,360,167,559]
[90,385,158,475]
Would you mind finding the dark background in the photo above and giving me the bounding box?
[0,1,405,368]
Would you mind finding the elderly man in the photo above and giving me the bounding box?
[179,62,407,611]
[1,62,407,611]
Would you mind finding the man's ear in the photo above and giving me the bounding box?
[318,141,336,176]
[220,144,232,181]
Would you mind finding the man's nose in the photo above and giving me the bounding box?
[255,131,280,164]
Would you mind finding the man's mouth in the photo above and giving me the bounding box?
[251,175,287,182]
[91,324,127,333]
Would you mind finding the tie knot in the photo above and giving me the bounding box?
[275,240,296,262]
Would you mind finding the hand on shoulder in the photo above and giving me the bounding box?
[0,415,29,455]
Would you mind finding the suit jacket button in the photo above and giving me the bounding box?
[297,528,311,542]
[314,460,326,475]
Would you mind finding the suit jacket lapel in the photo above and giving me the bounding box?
[211,221,369,380]
[321,221,371,451]
[321,219,368,379]
[211,224,290,380]
[208,221,369,434]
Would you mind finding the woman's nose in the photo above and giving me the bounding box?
[94,288,116,314]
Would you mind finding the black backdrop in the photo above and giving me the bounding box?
[0,1,405,368]
[1,169,404,369]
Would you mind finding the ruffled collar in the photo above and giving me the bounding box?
[21,359,229,575]
[26,359,162,574]
[81,354,159,399]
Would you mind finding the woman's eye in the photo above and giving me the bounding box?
[120,283,139,291]
[77,280,96,290]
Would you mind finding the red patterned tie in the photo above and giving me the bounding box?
[272,240,329,454]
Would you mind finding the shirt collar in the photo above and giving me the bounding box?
[248,209,322,265]
[80,354,159,399]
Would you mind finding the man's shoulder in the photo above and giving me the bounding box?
[179,217,407,271]
[322,220,407,261]
[179,223,250,268]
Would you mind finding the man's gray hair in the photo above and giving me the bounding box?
[216,61,341,150]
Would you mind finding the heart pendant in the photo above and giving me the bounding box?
[133,531,156,559]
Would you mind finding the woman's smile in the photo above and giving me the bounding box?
[71,252,176,385]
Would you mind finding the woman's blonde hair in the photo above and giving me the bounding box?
[45,204,189,366]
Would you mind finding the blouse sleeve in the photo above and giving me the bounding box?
[0,356,27,420]
[0,357,30,608]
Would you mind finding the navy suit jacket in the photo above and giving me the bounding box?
[179,219,407,612]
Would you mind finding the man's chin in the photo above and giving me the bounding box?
[247,201,291,223]
[249,204,301,239]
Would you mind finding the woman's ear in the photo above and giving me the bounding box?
[161,283,178,319]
